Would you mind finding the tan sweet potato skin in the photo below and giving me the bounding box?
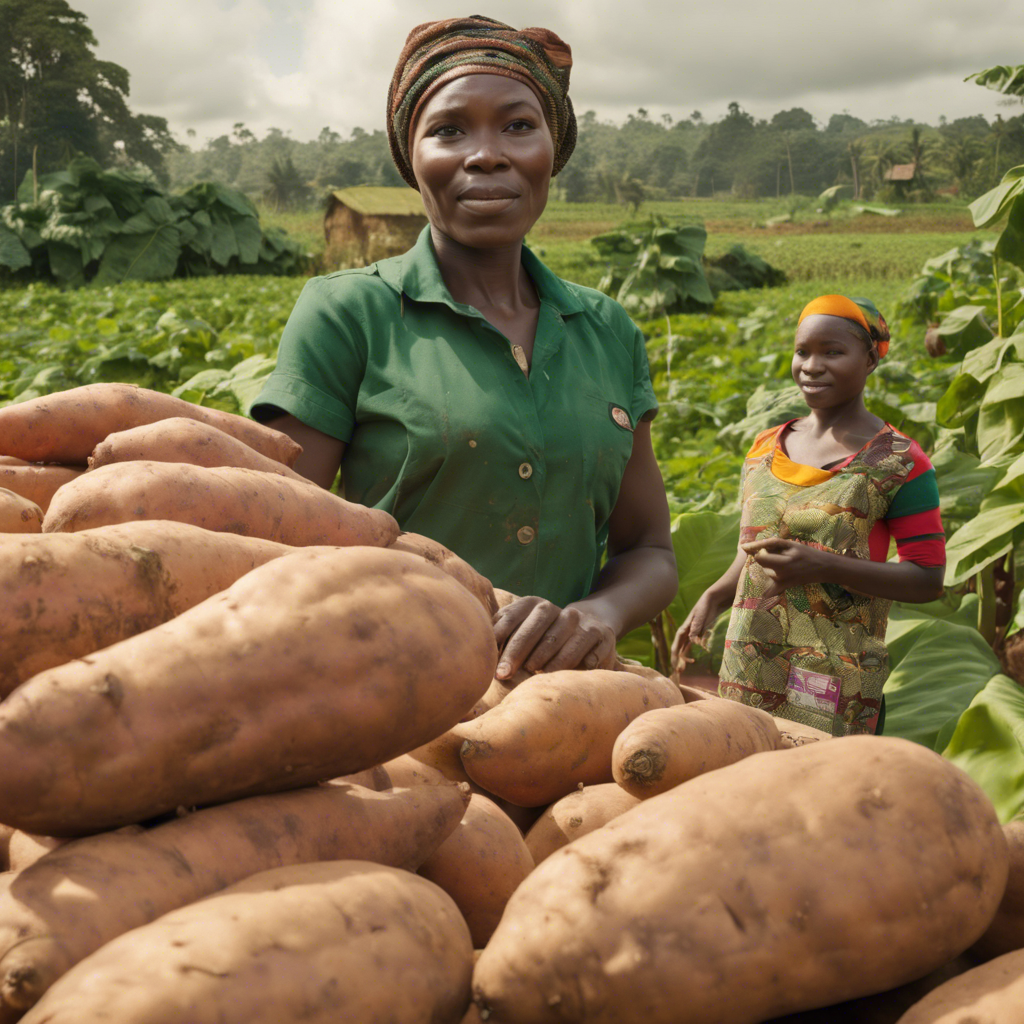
[87,417,307,479]
[525,783,640,865]
[0,464,81,513]
[19,861,473,1024]
[0,383,302,466]
[0,782,469,1017]
[43,461,399,547]
[0,489,42,533]
[419,794,534,947]
[473,737,1009,1024]
[0,523,294,695]
[0,547,497,835]
[4,833,65,873]
[612,700,780,799]
[895,949,1024,1023]
[971,819,1024,960]
[454,670,685,807]
[776,719,835,747]
[388,532,498,615]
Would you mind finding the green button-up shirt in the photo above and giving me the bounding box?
[251,227,657,607]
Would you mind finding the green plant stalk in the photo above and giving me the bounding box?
[978,562,998,645]
[994,253,1004,338]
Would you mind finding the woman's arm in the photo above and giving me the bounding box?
[264,413,346,490]
[494,421,678,677]
[670,547,746,667]
[742,537,944,604]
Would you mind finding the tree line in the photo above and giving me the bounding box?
[4,1,1023,210]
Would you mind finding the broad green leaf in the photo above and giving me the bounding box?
[969,166,1024,229]
[668,509,742,617]
[938,305,994,359]
[967,65,1024,97]
[995,195,1024,270]
[936,371,985,428]
[943,673,1024,823]
[961,332,1012,384]
[943,501,1024,585]
[0,226,31,271]
[94,224,181,285]
[978,364,1024,462]
[717,385,807,453]
[883,608,1000,751]
[931,446,1003,523]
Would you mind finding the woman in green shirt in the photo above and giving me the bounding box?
[252,15,678,680]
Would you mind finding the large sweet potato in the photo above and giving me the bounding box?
[0,383,301,466]
[0,523,293,695]
[19,861,473,1024]
[473,737,1008,1024]
[43,460,398,546]
[0,462,81,512]
[0,489,41,533]
[87,417,307,479]
[895,949,1024,1023]
[454,670,685,806]
[0,547,497,835]
[0,781,469,1017]
[612,699,780,799]
[972,818,1024,960]
[388,532,497,615]
[524,783,640,865]
[418,794,534,947]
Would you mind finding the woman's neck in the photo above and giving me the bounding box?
[800,394,882,438]
[429,226,536,313]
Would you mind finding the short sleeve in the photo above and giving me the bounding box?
[629,322,658,425]
[885,441,945,567]
[249,276,369,442]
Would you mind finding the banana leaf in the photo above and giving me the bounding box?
[977,363,1024,462]
[943,673,1024,823]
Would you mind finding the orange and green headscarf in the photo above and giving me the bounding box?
[387,15,577,191]
[798,294,891,358]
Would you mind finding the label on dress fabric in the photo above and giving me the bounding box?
[786,665,841,715]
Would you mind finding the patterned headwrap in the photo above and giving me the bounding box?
[798,294,891,358]
[387,15,577,190]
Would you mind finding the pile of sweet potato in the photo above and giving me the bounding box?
[0,383,1019,1024]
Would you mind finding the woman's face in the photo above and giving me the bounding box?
[410,74,554,249]
[791,315,877,409]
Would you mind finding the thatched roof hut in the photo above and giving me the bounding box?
[323,186,427,267]
[883,163,918,182]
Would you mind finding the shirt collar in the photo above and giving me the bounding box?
[376,225,584,316]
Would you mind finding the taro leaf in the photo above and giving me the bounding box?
[937,305,994,359]
[0,225,31,271]
[716,384,807,453]
[883,600,1000,751]
[977,363,1024,462]
[232,214,262,265]
[931,446,1003,523]
[209,213,240,266]
[94,223,181,285]
[943,500,1024,586]
[969,166,1024,229]
[936,371,985,429]
[943,673,1024,823]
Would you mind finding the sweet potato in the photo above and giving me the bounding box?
[0,489,41,533]
[0,383,302,466]
[43,461,399,547]
[473,737,1008,1024]
[971,818,1024,960]
[0,523,294,695]
[776,719,835,747]
[0,547,496,835]
[0,462,81,512]
[0,782,469,1017]
[19,861,472,1024]
[493,588,518,610]
[612,699,780,799]
[419,794,534,947]
[524,783,640,865]
[87,417,308,479]
[5,833,65,873]
[895,949,1024,1023]
[454,669,685,807]
[388,532,497,615]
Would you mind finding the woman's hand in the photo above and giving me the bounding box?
[671,589,729,672]
[740,537,832,598]
[493,597,618,679]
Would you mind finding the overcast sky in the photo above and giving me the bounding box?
[75,0,1023,145]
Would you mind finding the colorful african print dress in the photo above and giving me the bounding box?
[719,421,945,737]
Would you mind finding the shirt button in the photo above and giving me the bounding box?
[517,526,536,545]
[518,462,533,479]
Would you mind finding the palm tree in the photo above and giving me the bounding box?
[990,115,1013,185]
[263,155,306,211]
[847,140,865,199]
[938,135,983,194]
[863,140,903,191]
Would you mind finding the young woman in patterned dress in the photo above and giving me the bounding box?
[672,295,945,736]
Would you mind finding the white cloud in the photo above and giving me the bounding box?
[73,0,1022,143]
